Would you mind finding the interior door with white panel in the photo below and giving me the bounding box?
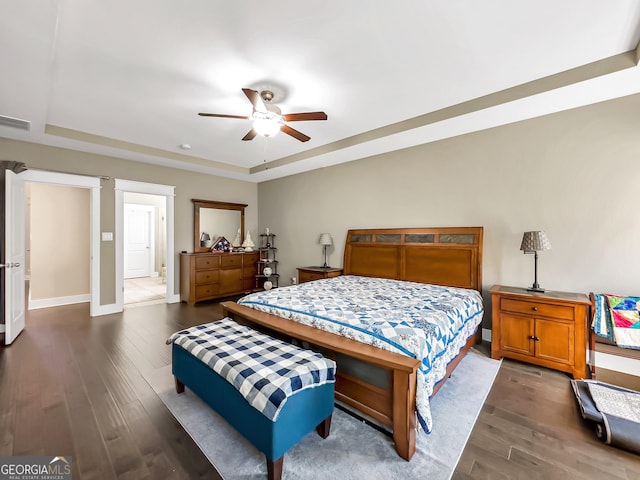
[124,204,154,278]
[4,170,26,344]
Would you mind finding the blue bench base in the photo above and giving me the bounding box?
[172,343,334,480]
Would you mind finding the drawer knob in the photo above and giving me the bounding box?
[531,306,538,311]
[528,335,540,341]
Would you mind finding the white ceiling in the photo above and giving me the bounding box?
[1,1,639,183]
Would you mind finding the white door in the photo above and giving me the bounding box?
[4,170,26,344]
[124,204,154,279]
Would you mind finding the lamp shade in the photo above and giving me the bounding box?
[520,231,551,253]
[319,233,333,246]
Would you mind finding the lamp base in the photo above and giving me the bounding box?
[527,286,545,293]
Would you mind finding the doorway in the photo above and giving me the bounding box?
[27,183,91,310]
[123,194,166,306]
[21,170,101,315]
[114,179,176,310]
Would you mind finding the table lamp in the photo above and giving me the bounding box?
[520,230,551,292]
[319,233,333,268]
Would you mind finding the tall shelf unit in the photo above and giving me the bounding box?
[256,232,279,290]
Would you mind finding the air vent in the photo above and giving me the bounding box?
[0,115,31,131]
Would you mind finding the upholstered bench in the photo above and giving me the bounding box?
[167,317,336,480]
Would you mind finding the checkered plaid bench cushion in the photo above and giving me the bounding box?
[167,317,336,421]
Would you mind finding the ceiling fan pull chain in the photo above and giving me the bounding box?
[263,136,268,167]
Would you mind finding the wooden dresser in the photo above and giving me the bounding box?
[490,285,590,379]
[180,252,259,305]
[297,266,343,284]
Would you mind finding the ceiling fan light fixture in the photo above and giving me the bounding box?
[199,87,326,142]
[252,115,282,137]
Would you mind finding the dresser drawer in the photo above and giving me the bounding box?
[195,255,220,270]
[243,253,259,265]
[195,283,220,299]
[243,264,258,278]
[195,270,219,285]
[221,254,243,268]
[501,298,574,321]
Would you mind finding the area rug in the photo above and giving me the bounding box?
[147,348,500,480]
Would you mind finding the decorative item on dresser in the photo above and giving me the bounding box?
[490,285,590,379]
[257,230,279,290]
[520,230,551,292]
[297,266,342,284]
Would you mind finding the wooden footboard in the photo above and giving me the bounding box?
[222,301,479,461]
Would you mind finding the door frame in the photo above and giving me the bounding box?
[21,169,101,316]
[114,179,176,310]
[123,203,155,279]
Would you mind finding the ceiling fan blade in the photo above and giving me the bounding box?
[242,129,257,141]
[281,124,310,142]
[283,112,328,122]
[198,113,250,120]
[242,88,267,112]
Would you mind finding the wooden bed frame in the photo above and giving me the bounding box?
[222,226,484,461]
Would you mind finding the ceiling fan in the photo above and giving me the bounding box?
[199,88,327,143]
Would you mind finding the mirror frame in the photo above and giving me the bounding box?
[193,199,247,253]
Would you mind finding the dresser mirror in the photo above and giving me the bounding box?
[193,199,246,253]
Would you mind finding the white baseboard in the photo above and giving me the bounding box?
[482,328,492,343]
[592,351,640,377]
[29,294,90,310]
[151,271,159,278]
[168,293,180,304]
[91,303,121,316]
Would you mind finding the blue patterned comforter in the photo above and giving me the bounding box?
[237,275,484,432]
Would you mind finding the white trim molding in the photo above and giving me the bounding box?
[91,303,121,316]
[29,294,91,310]
[22,169,101,316]
[591,351,640,377]
[482,328,492,343]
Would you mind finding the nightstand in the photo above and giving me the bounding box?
[297,266,342,284]
[490,285,590,379]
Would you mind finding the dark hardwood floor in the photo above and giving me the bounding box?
[455,354,640,479]
[1,301,639,479]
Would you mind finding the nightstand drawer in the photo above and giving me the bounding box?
[501,298,574,321]
[300,271,327,282]
[297,267,343,284]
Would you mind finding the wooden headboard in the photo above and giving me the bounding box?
[343,227,483,292]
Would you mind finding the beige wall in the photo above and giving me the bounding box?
[30,183,90,300]
[258,93,640,328]
[0,138,258,305]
